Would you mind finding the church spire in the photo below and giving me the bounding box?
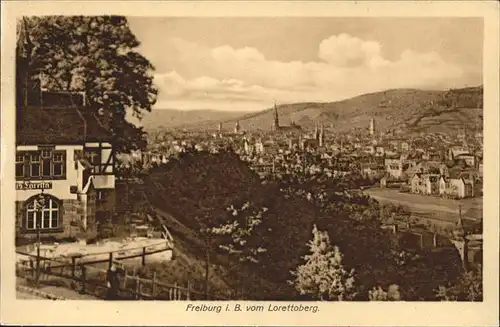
[273,100,279,131]
[369,117,375,136]
[319,122,324,147]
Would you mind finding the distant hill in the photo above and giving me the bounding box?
[141,109,250,130]
[144,86,483,135]
[220,86,483,134]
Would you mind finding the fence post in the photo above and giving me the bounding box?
[187,281,191,300]
[142,247,146,266]
[152,272,157,297]
[135,276,140,299]
[80,264,87,294]
[71,257,76,278]
[36,245,41,287]
[122,269,128,289]
[30,260,35,279]
[108,252,113,269]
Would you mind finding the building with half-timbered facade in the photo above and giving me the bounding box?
[15,83,116,242]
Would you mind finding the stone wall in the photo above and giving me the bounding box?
[86,188,97,236]
[96,188,116,217]
[15,199,83,241]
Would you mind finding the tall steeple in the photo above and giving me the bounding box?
[314,121,319,140]
[272,101,279,131]
[369,117,375,136]
[319,122,324,147]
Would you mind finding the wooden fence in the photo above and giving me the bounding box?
[16,242,228,301]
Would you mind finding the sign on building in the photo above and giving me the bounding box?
[15,181,53,191]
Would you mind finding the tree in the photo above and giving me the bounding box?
[18,16,157,154]
[210,201,269,298]
[290,225,356,301]
[146,151,264,298]
[212,202,268,264]
[369,284,402,301]
[435,265,483,301]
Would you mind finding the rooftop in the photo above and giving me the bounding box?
[17,106,111,145]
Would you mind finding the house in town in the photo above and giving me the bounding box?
[384,157,404,180]
[361,163,385,180]
[375,146,385,157]
[448,145,469,160]
[438,171,475,199]
[400,141,410,152]
[15,90,116,242]
[454,153,476,167]
[409,173,440,195]
[380,173,406,189]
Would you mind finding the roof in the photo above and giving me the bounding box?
[17,107,111,145]
[448,168,464,179]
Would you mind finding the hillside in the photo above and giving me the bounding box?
[177,86,483,134]
[141,108,250,130]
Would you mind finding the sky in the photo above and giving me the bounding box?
[128,17,483,112]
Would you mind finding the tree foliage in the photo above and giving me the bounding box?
[143,150,465,300]
[290,225,356,301]
[18,16,158,153]
[369,284,402,301]
[435,265,483,301]
[211,202,268,264]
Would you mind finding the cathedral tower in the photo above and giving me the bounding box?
[369,117,375,136]
[319,123,325,147]
[272,101,280,131]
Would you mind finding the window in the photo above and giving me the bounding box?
[41,149,52,177]
[25,195,60,230]
[85,150,101,173]
[53,152,64,176]
[16,150,66,180]
[15,154,24,178]
[30,153,41,177]
[84,146,114,175]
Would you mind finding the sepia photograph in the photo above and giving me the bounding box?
[1,1,499,326]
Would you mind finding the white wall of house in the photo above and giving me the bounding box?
[386,159,403,179]
[449,179,466,198]
[438,178,446,195]
[93,175,115,189]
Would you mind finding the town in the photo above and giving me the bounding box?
[132,102,483,203]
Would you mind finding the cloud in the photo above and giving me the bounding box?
[153,33,468,110]
[318,33,386,68]
[212,46,266,62]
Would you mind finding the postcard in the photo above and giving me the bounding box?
[1,1,499,326]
